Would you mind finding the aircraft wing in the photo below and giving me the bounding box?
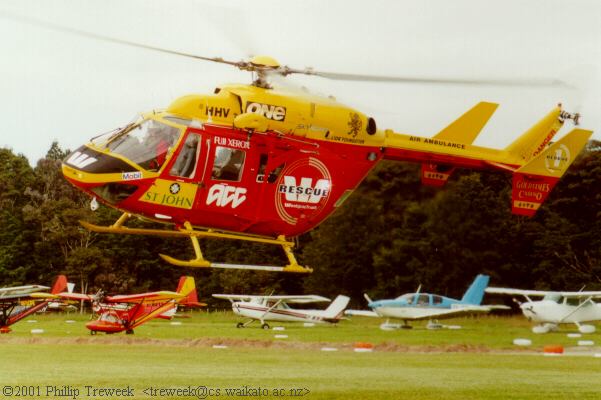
[0,285,50,299]
[410,306,492,319]
[485,287,553,297]
[345,309,380,317]
[106,291,184,304]
[556,291,601,299]
[212,294,331,303]
[57,292,96,302]
[486,287,601,299]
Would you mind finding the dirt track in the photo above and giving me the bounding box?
[0,335,531,353]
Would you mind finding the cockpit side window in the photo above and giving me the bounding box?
[211,146,246,181]
[170,133,201,178]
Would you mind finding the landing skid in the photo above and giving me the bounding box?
[81,214,312,273]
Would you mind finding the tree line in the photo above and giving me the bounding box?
[1,141,599,307]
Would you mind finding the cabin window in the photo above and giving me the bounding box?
[268,163,285,183]
[432,295,444,305]
[164,115,202,128]
[416,294,430,306]
[256,154,268,183]
[211,146,246,181]
[99,312,119,323]
[170,133,201,178]
[256,156,284,184]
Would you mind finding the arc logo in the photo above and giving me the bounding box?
[206,184,247,209]
[275,158,332,225]
[246,102,286,121]
[66,151,97,169]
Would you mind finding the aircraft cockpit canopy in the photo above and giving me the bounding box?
[102,118,181,171]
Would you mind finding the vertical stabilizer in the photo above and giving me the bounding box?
[461,275,489,305]
[51,275,68,294]
[505,106,564,163]
[176,276,202,307]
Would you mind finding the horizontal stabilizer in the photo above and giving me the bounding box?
[421,102,498,187]
[323,295,350,319]
[434,102,498,143]
[345,309,379,317]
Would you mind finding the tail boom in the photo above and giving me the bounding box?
[381,104,592,217]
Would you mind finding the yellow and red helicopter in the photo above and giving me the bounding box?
[54,36,591,273]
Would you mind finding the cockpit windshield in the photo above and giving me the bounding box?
[97,118,181,171]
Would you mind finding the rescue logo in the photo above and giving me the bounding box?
[278,177,330,203]
[544,144,570,174]
[275,158,332,225]
[246,102,286,121]
[206,184,247,209]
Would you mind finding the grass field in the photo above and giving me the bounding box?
[2,312,601,399]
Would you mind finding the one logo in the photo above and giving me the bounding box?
[66,151,97,169]
[246,102,286,121]
[347,113,362,138]
[169,183,181,195]
[206,184,247,209]
[275,158,332,225]
[544,144,570,174]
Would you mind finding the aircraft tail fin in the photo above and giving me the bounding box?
[422,102,498,186]
[51,275,68,294]
[323,295,350,319]
[175,276,203,307]
[511,128,592,216]
[461,274,490,305]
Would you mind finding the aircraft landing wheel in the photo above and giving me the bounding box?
[90,330,97,336]
[261,323,270,330]
[125,329,134,335]
[401,325,413,330]
[236,322,244,328]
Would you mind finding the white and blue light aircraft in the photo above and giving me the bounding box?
[346,274,508,330]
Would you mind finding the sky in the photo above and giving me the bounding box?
[0,0,600,164]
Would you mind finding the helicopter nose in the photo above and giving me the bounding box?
[62,146,142,205]
[63,145,139,175]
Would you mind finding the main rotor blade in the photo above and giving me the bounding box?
[299,69,571,88]
[0,10,242,67]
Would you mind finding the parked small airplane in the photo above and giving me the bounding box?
[213,294,350,329]
[58,276,202,334]
[0,275,68,333]
[346,274,508,329]
[486,287,601,334]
